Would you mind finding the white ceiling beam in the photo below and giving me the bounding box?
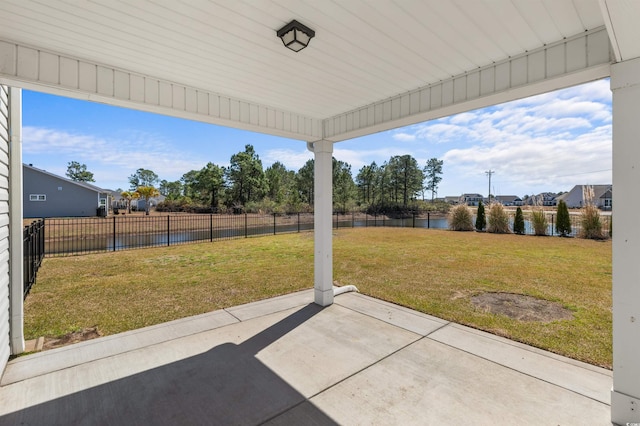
[0,39,321,142]
[323,27,612,142]
[599,0,640,62]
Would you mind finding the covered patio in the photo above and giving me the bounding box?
[0,290,611,424]
[0,1,638,423]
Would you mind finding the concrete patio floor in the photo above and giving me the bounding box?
[0,290,612,425]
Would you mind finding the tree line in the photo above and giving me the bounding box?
[66,145,444,214]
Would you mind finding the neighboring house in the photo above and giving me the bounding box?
[561,184,612,209]
[494,195,523,206]
[23,164,111,218]
[443,196,460,204]
[600,187,612,210]
[133,194,166,211]
[461,193,483,206]
[527,192,560,207]
[109,191,127,210]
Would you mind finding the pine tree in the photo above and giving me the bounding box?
[475,200,486,231]
[513,207,525,235]
[556,199,572,237]
[66,161,95,183]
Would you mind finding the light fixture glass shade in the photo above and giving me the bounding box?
[277,20,315,52]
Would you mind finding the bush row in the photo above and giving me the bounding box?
[448,200,609,240]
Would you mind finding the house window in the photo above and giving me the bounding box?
[29,194,46,201]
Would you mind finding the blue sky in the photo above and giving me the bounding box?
[22,78,612,197]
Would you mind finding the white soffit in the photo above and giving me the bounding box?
[0,0,622,142]
[600,0,640,62]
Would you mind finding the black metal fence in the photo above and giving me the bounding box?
[40,210,611,257]
[24,219,45,298]
[519,211,612,238]
[43,213,316,257]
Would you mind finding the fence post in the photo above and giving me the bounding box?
[427,212,430,228]
[113,216,117,252]
[39,220,45,261]
[245,213,248,238]
[336,212,338,229]
[352,211,355,228]
[273,213,276,235]
[42,218,46,257]
[210,214,213,242]
[551,213,554,236]
[413,213,415,228]
[167,215,171,246]
[297,212,300,233]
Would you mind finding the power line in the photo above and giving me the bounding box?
[551,168,612,179]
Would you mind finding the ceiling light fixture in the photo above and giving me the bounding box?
[277,20,315,52]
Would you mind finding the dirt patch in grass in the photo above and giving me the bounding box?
[471,292,574,322]
[42,327,102,350]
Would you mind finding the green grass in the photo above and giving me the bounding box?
[25,228,612,368]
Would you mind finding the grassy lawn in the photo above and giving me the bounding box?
[24,228,612,368]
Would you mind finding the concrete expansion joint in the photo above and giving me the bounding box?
[306,336,423,402]
[431,334,610,407]
[223,308,242,323]
[423,321,452,338]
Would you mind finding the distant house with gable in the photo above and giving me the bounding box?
[600,187,612,210]
[559,185,612,209]
[494,195,523,206]
[526,192,559,207]
[442,196,461,204]
[461,193,483,206]
[133,194,166,212]
[23,164,111,218]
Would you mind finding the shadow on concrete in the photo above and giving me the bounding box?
[0,304,337,426]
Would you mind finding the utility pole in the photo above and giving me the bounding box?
[485,170,495,203]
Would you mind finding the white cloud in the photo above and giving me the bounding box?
[384,80,612,195]
[262,148,313,170]
[442,123,612,195]
[23,126,206,188]
[449,112,476,124]
[392,132,416,142]
[334,146,418,170]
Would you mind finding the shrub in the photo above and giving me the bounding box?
[487,203,511,233]
[531,209,548,236]
[513,207,525,235]
[475,200,486,231]
[556,200,572,237]
[580,205,605,239]
[448,204,474,231]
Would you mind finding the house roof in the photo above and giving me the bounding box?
[0,1,635,144]
[589,185,613,199]
[23,163,109,194]
[567,184,612,199]
[600,188,613,199]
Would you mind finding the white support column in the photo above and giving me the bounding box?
[8,87,24,354]
[311,140,334,306]
[611,57,640,425]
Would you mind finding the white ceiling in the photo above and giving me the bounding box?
[0,0,637,141]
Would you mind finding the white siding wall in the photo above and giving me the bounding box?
[0,84,10,371]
